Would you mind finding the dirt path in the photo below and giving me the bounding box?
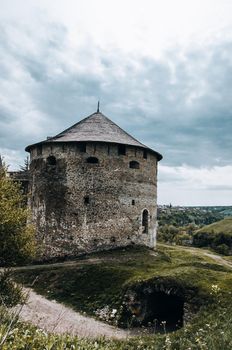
[159,244,232,269]
[203,252,232,268]
[13,258,102,272]
[15,288,131,339]
[182,246,232,268]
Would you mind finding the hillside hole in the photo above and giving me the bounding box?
[145,291,184,330]
[123,287,187,332]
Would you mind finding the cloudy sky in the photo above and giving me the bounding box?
[0,0,232,205]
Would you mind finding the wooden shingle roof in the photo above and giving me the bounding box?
[25,111,162,160]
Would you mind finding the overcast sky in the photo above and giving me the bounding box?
[0,0,232,205]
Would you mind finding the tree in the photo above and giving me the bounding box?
[0,160,35,265]
[19,156,29,172]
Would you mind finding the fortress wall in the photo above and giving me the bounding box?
[29,142,158,259]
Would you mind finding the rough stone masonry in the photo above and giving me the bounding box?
[25,110,162,259]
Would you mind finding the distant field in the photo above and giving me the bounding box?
[157,205,232,228]
[221,208,232,216]
[157,206,232,246]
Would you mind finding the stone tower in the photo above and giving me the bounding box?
[26,110,162,259]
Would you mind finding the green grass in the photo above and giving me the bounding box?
[1,303,232,349]
[193,217,232,254]
[197,217,232,234]
[224,255,232,262]
[14,245,232,318]
[7,245,232,349]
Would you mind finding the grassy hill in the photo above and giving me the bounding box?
[193,217,232,254]
[197,217,232,234]
[11,244,232,349]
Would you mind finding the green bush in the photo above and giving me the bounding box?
[214,244,230,255]
[0,269,25,307]
[0,165,35,265]
[158,224,197,244]
[193,230,232,255]
[174,232,192,245]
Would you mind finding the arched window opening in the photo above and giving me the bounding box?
[129,161,140,169]
[47,155,56,166]
[132,200,135,205]
[84,196,90,204]
[142,209,149,234]
[86,157,99,164]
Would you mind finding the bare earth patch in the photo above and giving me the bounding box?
[15,288,130,339]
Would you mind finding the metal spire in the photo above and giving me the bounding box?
[97,101,100,113]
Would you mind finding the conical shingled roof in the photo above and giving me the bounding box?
[25,111,162,160]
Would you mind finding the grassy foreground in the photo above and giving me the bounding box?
[14,245,232,317]
[9,245,232,349]
[0,307,232,350]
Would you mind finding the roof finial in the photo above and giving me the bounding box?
[97,101,100,113]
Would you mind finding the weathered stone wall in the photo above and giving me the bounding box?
[29,141,158,259]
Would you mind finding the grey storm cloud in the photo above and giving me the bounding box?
[0,19,232,169]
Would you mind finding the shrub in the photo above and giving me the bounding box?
[174,233,192,246]
[214,244,230,255]
[0,164,35,265]
[0,269,25,307]
[193,230,232,255]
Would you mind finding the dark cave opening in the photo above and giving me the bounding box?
[124,290,185,332]
[144,291,184,331]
